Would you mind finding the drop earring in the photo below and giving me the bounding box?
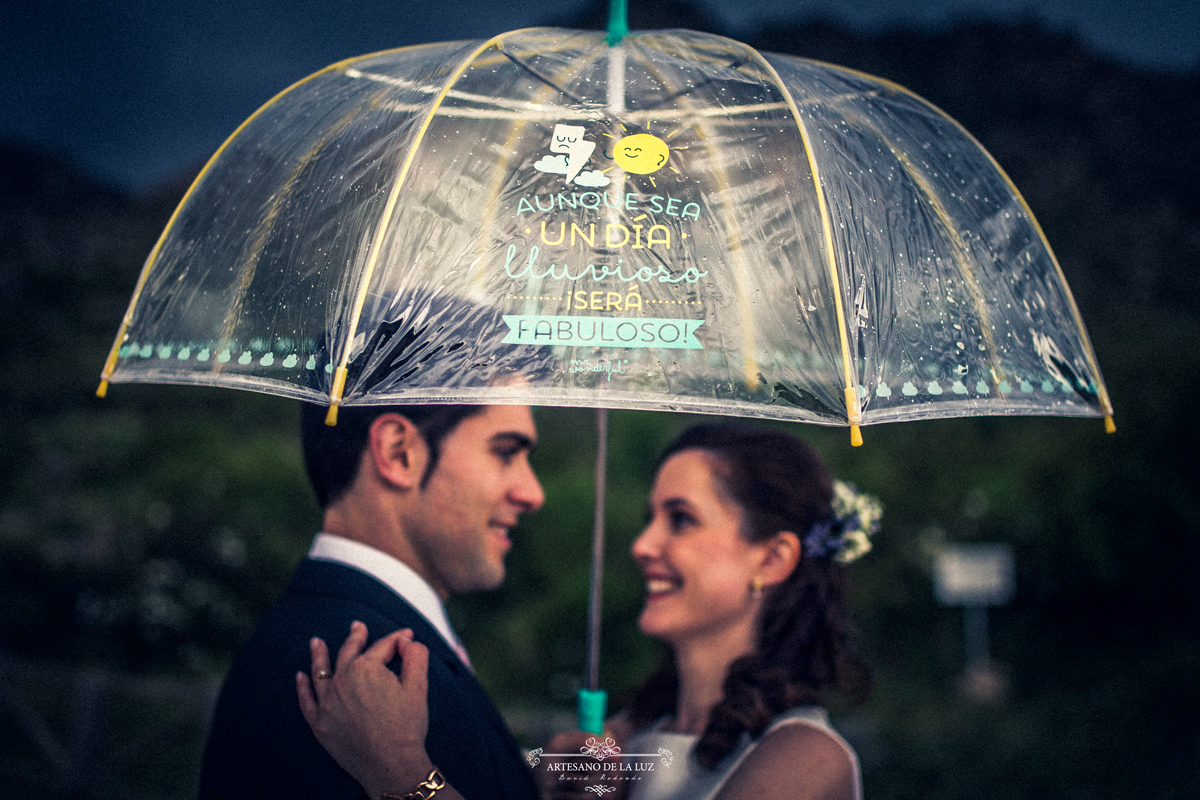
[750,575,764,598]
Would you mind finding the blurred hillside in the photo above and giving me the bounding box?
[1,12,1198,800]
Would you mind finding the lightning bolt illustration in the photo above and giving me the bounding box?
[562,138,594,183]
[549,124,596,184]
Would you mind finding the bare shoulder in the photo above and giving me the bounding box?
[714,722,857,800]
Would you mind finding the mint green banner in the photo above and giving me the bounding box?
[502,315,704,349]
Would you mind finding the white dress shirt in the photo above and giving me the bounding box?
[308,532,472,669]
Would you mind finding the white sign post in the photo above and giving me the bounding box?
[934,544,1014,699]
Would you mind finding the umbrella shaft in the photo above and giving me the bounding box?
[586,408,608,691]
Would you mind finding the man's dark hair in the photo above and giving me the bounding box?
[300,403,485,509]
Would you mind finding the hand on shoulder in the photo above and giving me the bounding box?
[296,621,466,800]
[714,722,857,800]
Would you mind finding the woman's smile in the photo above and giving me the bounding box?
[631,450,766,648]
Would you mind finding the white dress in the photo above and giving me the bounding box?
[625,707,863,800]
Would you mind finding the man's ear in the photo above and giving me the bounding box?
[759,530,802,587]
[365,413,429,491]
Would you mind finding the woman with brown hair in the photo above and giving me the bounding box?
[604,422,875,800]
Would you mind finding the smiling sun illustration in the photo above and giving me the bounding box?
[611,133,670,175]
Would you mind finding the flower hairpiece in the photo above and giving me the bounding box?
[802,480,883,564]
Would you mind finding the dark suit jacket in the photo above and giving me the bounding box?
[199,558,539,800]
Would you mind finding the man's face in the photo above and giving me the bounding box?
[405,405,544,598]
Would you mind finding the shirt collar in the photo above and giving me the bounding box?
[308,532,469,667]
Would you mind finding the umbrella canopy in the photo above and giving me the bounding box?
[97,27,1113,445]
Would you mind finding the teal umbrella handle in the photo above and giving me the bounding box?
[606,0,628,45]
[577,688,608,735]
[579,410,609,736]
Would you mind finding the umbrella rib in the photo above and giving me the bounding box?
[821,86,1011,398]
[634,57,749,111]
[325,35,508,425]
[496,48,593,107]
[346,66,597,117]
[215,110,362,374]
[932,112,1116,427]
[364,95,788,121]
[885,140,1009,388]
[750,53,864,445]
[787,62,1112,428]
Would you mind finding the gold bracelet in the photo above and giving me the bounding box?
[382,767,445,800]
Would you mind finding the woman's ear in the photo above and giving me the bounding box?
[760,530,802,586]
[365,413,430,491]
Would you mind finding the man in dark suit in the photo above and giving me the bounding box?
[199,402,544,800]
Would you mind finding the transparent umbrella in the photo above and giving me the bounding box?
[97,9,1113,733]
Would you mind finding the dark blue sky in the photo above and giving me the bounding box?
[3,0,1196,192]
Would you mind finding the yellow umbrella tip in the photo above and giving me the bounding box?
[1104,415,1116,434]
[96,380,109,399]
[850,424,864,447]
[325,365,349,426]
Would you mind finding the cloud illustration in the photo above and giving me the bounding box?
[573,169,611,187]
[533,154,569,174]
